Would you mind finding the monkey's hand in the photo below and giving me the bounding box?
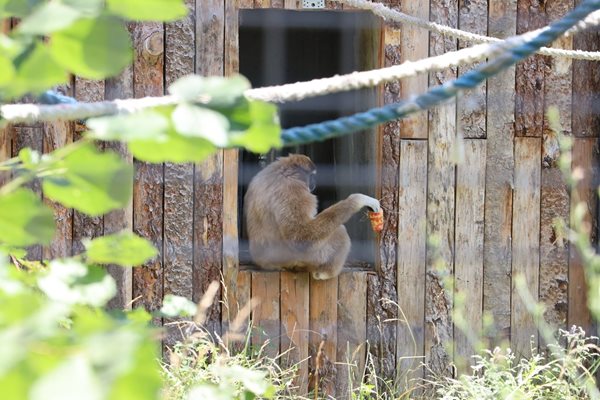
[348,194,381,213]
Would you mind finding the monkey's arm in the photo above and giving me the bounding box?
[278,194,380,245]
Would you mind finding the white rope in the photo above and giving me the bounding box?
[335,0,600,61]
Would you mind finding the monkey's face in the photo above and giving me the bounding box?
[308,170,316,192]
[280,154,317,192]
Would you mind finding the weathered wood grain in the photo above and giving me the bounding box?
[572,0,600,138]
[568,138,597,331]
[337,272,367,399]
[72,78,105,256]
[0,125,11,187]
[511,137,541,358]
[42,117,73,260]
[425,0,457,378]
[454,140,486,372]
[281,272,309,393]
[366,5,400,379]
[396,140,427,389]
[309,276,338,396]
[398,0,428,139]
[195,0,225,336]
[457,0,486,139]
[539,0,573,331]
[515,0,547,137]
[252,272,281,358]
[131,21,165,319]
[484,0,516,346]
[164,0,195,345]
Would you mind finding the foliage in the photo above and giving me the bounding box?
[433,328,600,400]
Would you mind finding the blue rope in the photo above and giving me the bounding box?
[281,0,600,146]
[38,90,77,105]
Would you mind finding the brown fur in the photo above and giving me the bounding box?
[244,154,380,280]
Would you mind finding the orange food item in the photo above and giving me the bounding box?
[368,210,384,233]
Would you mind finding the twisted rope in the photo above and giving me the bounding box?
[337,0,600,61]
[281,0,600,146]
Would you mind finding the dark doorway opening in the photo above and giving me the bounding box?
[238,9,383,269]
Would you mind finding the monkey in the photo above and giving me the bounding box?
[244,154,381,280]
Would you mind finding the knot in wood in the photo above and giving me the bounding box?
[143,31,164,58]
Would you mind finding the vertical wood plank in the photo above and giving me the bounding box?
[572,0,600,138]
[366,1,400,381]
[396,140,427,389]
[425,0,457,378]
[511,137,541,358]
[281,272,309,393]
[454,140,486,372]
[0,125,11,187]
[457,0,486,138]
[337,272,367,399]
[13,125,43,260]
[194,0,225,335]
[42,117,73,260]
[252,272,280,358]
[164,0,195,344]
[131,21,165,319]
[539,0,573,331]
[484,0,516,345]
[72,78,105,256]
[399,0,428,139]
[515,0,547,137]
[568,138,597,331]
[309,276,337,396]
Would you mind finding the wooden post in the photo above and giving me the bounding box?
[484,0,516,346]
[252,271,281,358]
[511,137,541,358]
[425,0,457,378]
[454,140,486,372]
[396,140,427,389]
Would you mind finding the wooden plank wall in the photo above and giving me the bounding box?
[2,1,599,398]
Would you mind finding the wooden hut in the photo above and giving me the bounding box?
[2,0,599,396]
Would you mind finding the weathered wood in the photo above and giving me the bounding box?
[539,0,573,331]
[252,272,280,358]
[396,140,427,389]
[309,277,338,396]
[568,138,597,331]
[132,21,165,319]
[42,117,73,260]
[281,272,309,393]
[195,0,225,336]
[13,125,43,260]
[454,140,486,372]
[366,8,400,379]
[511,137,541,358]
[484,0,516,345]
[515,0,547,137]
[163,0,195,345]
[337,272,367,399]
[457,0,486,139]
[425,0,457,378]
[398,0,427,139]
[0,125,11,187]
[72,78,105,256]
[572,0,600,138]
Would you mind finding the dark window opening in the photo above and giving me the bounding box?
[238,9,382,270]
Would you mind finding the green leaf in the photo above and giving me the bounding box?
[84,231,157,267]
[17,2,82,35]
[1,0,44,17]
[86,111,170,142]
[106,0,187,22]
[172,104,229,146]
[169,74,250,107]
[129,131,216,163]
[50,15,132,79]
[160,295,197,318]
[2,43,68,99]
[0,189,55,247]
[228,100,282,153]
[62,0,104,15]
[37,260,116,307]
[30,355,103,400]
[42,144,133,216]
[0,54,15,86]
